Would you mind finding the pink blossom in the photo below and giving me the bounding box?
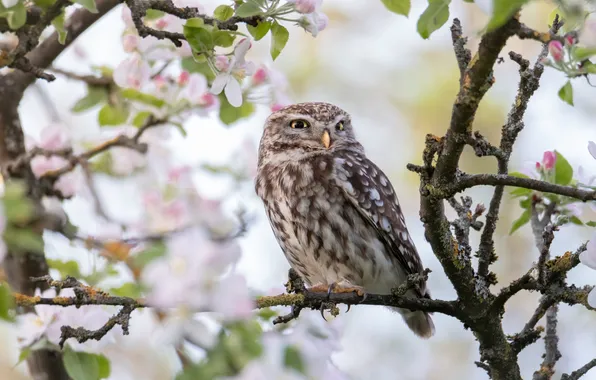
[580,14,596,48]
[181,73,208,104]
[155,17,168,30]
[297,2,328,37]
[28,123,71,151]
[252,67,268,85]
[113,54,151,89]
[122,34,139,53]
[565,34,576,46]
[211,39,255,107]
[121,6,135,28]
[542,151,556,170]
[110,147,146,176]
[141,227,249,320]
[30,156,69,177]
[178,71,190,86]
[214,55,230,71]
[548,40,564,62]
[271,103,285,112]
[288,0,321,14]
[54,172,80,198]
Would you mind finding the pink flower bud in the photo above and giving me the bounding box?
[215,55,230,72]
[252,67,267,85]
[542,151,556,170]
[536,162,541,170]
[199,92,217,108]
[178,71,190,86]
[155,18,168,30]
[122,34,138,53]
[293,0,318,14]
[271,103,284,112]
[548,40,564,62]
[565,34,576,46]
[153,75,167,90]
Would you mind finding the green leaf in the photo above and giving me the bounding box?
[3,181,35,224]
[131,242,166,268]
[0,282,15,322]
[72,86,109,113]
[509,209,531,235]
[98,103,129,126]
[52,10,67,44]
[73,0,98,13]
[510,187,531,198]
[284,345,305,374]
[218,95,255,124]
[486,0,529,31]
[108,282,142,298]
[380,0,410,16]
[184,24,214,53]
[120,88,165,108]
[554,150,573,186]
[132,111,152,127]
[247,20,271,41]
[63,348,111,380]
[573,47,596,61]
[235,2,262,17]
[509,171,530,179]
[416,0,451,39]
[586,221,596,227]
[185,17,205,28]
[1,1,27,30]
[4,226,44,254]
[569,216,584,225]
[212,30,235,48]
[145,9,165,20]
[257,308,278,321]
[181,57,216,81]
[270,21,289,60]
[214,5,234,21]
[558,80,574,106]
[47,259,82,278]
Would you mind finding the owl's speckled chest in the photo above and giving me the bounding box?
[256,154,398,290]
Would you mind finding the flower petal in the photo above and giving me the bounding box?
[588,288,596,309]
[210,74,229,95]
[224,78,243,107]
[580,236,596,270]
[589,141,596,160]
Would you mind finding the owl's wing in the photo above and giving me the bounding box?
[333,154,426,295]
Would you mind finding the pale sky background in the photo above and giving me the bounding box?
[3,0,596,379]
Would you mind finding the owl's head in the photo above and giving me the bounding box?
[259,102,364,162]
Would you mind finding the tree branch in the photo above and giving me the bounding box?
[562,359,596,380]
[453,174,596,202]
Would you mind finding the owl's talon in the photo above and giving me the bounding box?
[320,303,328,321]
[346,304,351,313]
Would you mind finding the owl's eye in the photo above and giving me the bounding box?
[290,120,310,129]
[336,121,345,131]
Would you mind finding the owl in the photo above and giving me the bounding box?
[255,102,435,338]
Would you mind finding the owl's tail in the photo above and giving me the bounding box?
[399,309,435,339]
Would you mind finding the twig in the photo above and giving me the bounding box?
[450,19,472,80]
[533,305,561,380]
[124,0,261,47]
[475,17,559,288]
[50,67,112,86]
[561,359,596,380]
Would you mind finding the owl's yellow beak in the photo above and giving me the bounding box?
[322,130,331,149]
